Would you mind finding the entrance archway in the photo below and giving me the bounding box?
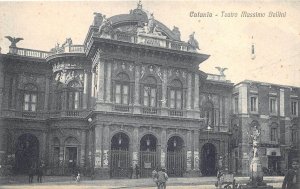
[110,132,130,178]
[201,143,216,176]
[15,133,39,174]
[139,134,158,177]
[166,136,185,177]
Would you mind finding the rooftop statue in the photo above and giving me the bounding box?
[215,67,228,76]
[148,13,155,33]
[172,26,181,40]
[98,15,113,39]
[62,38,72,47]
[137,0,143,9]
[5,36,23,48]
[187,32,199,51]
[93,12,103,27]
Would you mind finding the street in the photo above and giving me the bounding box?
[0,176,284,189]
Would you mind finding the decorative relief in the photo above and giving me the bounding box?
[54,69,84,84]
[52,61,83,73]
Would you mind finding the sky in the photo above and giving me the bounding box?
[0,0,299,87]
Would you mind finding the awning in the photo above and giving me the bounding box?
[266,148,281,156]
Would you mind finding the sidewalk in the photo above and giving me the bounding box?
[0,175,284,188]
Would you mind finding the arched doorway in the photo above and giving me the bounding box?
[15,133,39,174]
[166,136,185,177]
[139,134,159,177]
[201,143,217,176]
[110,132,130,178]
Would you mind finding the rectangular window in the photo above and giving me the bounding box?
[234,97,238,114]
[271,127,277,141]
[74,92,79,110]
[122,85,129,104]
[24,93,37,112]
[115,84,121,104]
[269,98,277,114]
[143,87,149,106]
[291,101,298,116]
[150,88,156,107]
[170,90,175,109]
[292,130,298,143]
[250,96,257,112]
[176,90,182,109]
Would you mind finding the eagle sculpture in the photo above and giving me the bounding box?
[5,36,23,48]
[187,32,199,51]
[215,67,228,76]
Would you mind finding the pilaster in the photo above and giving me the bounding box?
[160,128,167,168]
[97,59,105,103]
[161,69,168,116]
[133,65,141,114]
[83,70,89,109]
[132,127,139,166]
[105,61,111,103]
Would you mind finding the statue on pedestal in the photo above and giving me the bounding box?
[187,32,200,51]
[98,15,113,39]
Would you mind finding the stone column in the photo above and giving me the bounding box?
[44,76,50,110]
[0,60,5,163]
[161,69,168,116]
[105,62,111,103]
[187,73,192,110]
[186,130,192,171]
[102,125,110,169]
[80,130,86,167]
[160,128,167,168]
[83,70,89,109]
[94,125,102,168]
[193,130,200,171]
[132,127,139,166]
[97,59,105,103]
[133,65,140,114]
[194,74,199,110]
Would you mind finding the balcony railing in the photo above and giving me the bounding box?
[113,104,131,112]
[11,47,50,59]
[168,109,184,117]
[142,107,158,115]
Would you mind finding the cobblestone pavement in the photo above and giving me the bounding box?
[0,176,284,189]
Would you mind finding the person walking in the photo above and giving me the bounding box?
[157,168,168,189]
[129,165,134,179]
[282,159,299,189]
[135,164,140,179]
[28,164,35,183]
[152,167,158,187]
[36,161,45,183]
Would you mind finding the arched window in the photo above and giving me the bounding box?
[23,84,38,112]
[115,73,130,105]
[67,80,82,110]
[291,124,298,144]
[169,79,183,109]
[143,76,157,107]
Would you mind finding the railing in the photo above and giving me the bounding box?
[168,109,184,117]
[12,47,50,59]
[142,107,158,115]
[206,74,228,82]
[113,104,131,112]
[69,45,85,53]
[114,32,136,43]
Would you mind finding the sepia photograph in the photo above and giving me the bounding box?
[0,0,299,188]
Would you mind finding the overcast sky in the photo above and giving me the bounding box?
[0,0,299,87]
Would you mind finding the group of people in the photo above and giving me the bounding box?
[152,167,169,189]
[129,164,140,179]
[28,162,45,183]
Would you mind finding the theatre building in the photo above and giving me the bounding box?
[0,3,298,178]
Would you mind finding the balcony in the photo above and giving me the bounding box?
[1,109,49,119]
[50,110,88,118]
[142,107,158,115]
[113,104,131,112]
[168,109,185,117]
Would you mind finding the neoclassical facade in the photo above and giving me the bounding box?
[0,4,298,178]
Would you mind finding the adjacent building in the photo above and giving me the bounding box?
[0,4,298,178]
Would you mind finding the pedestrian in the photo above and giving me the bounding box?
[36,161,45,183]
[152,166,158,187]
[135,164,140,179]
[282,159,299,189]
[129,165,134,179]
[75,172,81,183]
[157,168,168,189]
[28,164,35,183]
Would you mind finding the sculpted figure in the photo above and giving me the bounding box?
[148,13,155,33]
[187,32,200,51]
[172,26,181,40]
[5,36,23,48]
[215,67,228,76]
[93,12,103,27]
[98,15,113,38]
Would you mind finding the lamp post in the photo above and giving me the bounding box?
[207,125,212,142]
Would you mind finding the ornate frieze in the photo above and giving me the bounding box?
[54,69,84,85]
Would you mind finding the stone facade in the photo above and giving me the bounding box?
[0,4,298,178]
